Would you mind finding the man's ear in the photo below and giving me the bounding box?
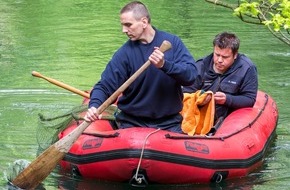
[141,17,148,28]
[234,52,238,60]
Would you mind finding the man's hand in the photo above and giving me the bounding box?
[149,47,165,68]
[214,91,226,105]
[84,107,101,122]
[200,94,212,106]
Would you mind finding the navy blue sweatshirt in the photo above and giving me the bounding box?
[89,29,197,119]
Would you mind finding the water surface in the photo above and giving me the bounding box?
[0,0,289,189]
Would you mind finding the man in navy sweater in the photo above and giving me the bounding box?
[84,1,197,133]
[183,32,258,123]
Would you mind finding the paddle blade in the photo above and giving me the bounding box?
[12,145,66,189]
[12,121,91,189]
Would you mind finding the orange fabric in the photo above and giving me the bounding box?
[181,90,215,136]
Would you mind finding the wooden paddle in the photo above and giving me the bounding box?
[12,40,172,189]
[32,71,90,99]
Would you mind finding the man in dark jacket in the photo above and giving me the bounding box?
[183,32,258,122]
[84,1,197,133]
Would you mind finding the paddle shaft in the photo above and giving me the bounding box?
[12,40,172,189]
[32,71,90,99]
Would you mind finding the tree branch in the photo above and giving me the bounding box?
[204,0,236,10]
[204,0,290,46]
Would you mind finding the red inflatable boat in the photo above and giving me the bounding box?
[58,90,278,186]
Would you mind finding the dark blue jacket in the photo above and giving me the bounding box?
[183,53,258,120]
[89,28,197,119]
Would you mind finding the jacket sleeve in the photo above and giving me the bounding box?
[182,58,204,93]
[89,49,128,109]
[225,65,258,108]
[161,36,198,86]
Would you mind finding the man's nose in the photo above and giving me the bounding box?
[217,56,223,62]
[122,26,128,33]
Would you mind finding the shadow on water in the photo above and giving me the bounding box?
[44,170,267,190]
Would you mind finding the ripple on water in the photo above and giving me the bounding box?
[0,89,76,96]
[268,52,290,57]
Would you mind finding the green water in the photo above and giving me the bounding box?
[0,0,289,189]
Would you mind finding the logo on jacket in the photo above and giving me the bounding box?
[227,80,237,84]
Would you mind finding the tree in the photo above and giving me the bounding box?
[205,0,290,46]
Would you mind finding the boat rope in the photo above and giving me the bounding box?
[133,128,161,184]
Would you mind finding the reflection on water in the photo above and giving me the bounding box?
[1,0,290,189]
[0,89,73,95]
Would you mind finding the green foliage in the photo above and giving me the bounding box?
[205,0,290,45]
[234,1,260,17]
[234,0,290,31]
[264,12,288,31]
